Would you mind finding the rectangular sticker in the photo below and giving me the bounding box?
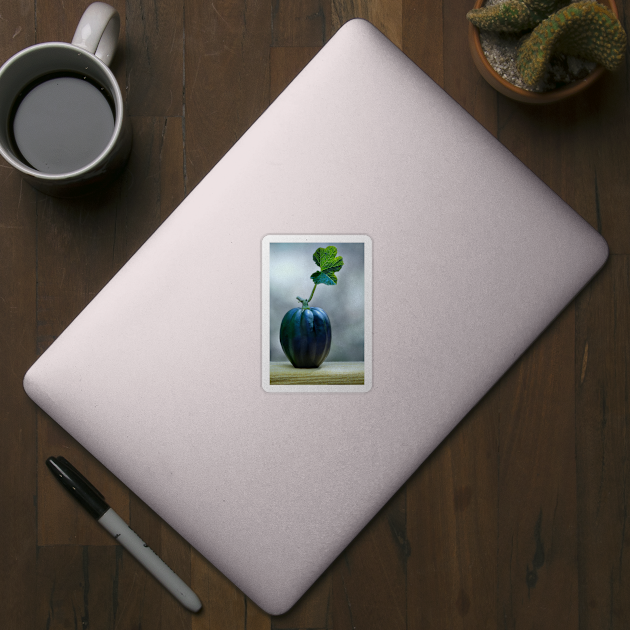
[262,235,372,393]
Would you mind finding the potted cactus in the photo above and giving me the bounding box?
[467,0,627,102]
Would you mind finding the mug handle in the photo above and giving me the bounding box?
[71,2,120,67]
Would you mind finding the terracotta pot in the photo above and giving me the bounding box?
[468,0,619,103]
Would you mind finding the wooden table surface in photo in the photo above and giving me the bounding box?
[270,361,365,384]
[1,0,628,629]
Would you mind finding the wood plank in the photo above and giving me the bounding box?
[159,117,187,221]
[271,573,332,629]
[270,361,364,385]
[407,389,499,629]
[0,5,38,629]
[0,127,38,630]
[582,72,630,254]
[443,0,497,132]
[112,542,179,630]
[247,599,272,630]
[271,0,331,46]
[402,0,444,88]
[331,484,407,630]
[575,255,630,629]
[0,0,36,55]
[497,304,578,628]
[331,0,402,48]
[36,545,118,630]
[113,536,193,630]
[184,0,272,192]
[126,0,184,116]
[190,548,249,630]
[34,186,120,355]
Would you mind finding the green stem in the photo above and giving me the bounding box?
[308,284,317,303]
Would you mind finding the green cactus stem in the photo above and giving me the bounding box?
[516,1,627,86]
[467,0,569,33]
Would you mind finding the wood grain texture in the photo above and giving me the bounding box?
[271,572,332,629]
[1,0,628,627]
[443,0,497,131]
[332,0,402,48]
[190,548,271,630]
[331,485,408,630]
[270,361,364,384]
[0,5,40,630]
[403,0,444,87]
[126,0,184,116]
[36,545,118,630]
[583,72,630,254]
[271,0,331,46]
[497,304,579,628]
[407,389,498,629]
[576,256,630,629]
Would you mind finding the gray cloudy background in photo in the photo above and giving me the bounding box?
[269,242,365,362]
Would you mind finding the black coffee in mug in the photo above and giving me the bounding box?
[10,72,115,174]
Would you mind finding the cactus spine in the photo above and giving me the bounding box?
[467,0,568,33]
[516,1,627,85]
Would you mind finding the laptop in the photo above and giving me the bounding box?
[23,18,608,614]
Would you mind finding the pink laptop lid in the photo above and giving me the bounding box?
[24,19,608,614]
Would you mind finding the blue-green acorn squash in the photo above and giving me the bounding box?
[279,306,332,368]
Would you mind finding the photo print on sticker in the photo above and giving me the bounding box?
[262,235,372,393]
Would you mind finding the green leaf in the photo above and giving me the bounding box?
[313,246,337,268]
[310,270,338,285]
[311,246,344,286]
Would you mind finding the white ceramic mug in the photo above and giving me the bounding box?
[0,2,131,197]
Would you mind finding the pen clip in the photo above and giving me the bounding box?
[53,456,107,501]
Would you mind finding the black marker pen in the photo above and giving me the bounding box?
[46,456,202,612]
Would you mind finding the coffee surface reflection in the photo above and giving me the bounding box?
[11,73,115,174]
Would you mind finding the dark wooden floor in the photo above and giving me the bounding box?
[1,0,629,628]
